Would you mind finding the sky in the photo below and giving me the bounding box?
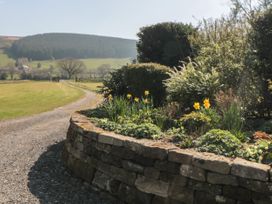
[0,0,230,39]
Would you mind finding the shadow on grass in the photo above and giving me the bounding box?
[27,141,112,204]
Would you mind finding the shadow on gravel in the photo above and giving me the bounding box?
[28,141,112,204]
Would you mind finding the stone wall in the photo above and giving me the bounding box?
[63,113,272,204]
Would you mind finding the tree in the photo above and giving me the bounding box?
[6,62,17,80]
[249,7,272,117]
[57,58,86,79]
[137,22,196,67]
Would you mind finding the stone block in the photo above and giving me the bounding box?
[97,161,136,185]
[168,149,193,164]
[207,172,238,186]
[118,183,152,204]
[194,191,235,204]
[223,186,252,202]
[154,160,180,174]
[231,158,270,181]
[98,132,124,147]
[144,167,160,180]
[188,179,222,195]
[135,175,170,198]
[122,160,144,173]
[180,164,206,182]
[125,139,168,160]
[238,178,272,194]
[192,153,232,174]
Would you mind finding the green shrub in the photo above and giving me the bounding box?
[91,117,162,139]
[259,120,272,134]
[220,102,245,138]
[243,140,272,163]
[165,60,220,111]
[195,129,242,157]
[166,127,193,148]
[119,122,162,139]
[137,22,197,67]
[180,111,212,135]
[103,63,170,106]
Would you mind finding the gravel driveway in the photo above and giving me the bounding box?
[0,91,112,204]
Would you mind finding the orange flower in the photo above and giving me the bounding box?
[203,98,210,109]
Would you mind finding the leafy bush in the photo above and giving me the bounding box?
[91,118,162,139]
[259,120,272,134]
[243,140,272,163]
[165,60,220,111]
[195,129,242,157]
[166,127,193,148]
[250,8,272,117]
[137,22,197,67]
[180,111,212,135]
[103,63,170,106]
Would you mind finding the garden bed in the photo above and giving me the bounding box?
[63,112,272,204]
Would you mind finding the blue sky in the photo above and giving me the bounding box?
[0,0,230,39]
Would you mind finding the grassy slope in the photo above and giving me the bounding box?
[0,81,84,120]
[29,58,130,70]
[0,51,15,67]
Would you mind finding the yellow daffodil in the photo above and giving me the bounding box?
[127,93,132,99]
[143,99,149,104]
[144,90,150,96]
[193,102,200,110]
[108,94,113,101]
[203,98,211,109]
[134,97,139,103]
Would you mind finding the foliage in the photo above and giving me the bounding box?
[180,111,211,135]
[258,120,272,134]
[9,33,136,60]
[166,127,193,148]
[249,8,272,117]
[191,17,248,90]
[242,140,272,163]
[165,60,220,111]
[91,118,162,139]
[195,129,243,157]
[103,63,170,106]
[137,22,197,67]
[58,58,86,79]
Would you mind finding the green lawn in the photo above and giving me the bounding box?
[0,81,84,120]
[29,58,130,70]
[0,51,15,67]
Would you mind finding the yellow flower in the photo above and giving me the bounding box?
[144,90,150,96]
[203,98,211,109]
[127,93,132,99]
[134,97,139,103]
[143,99,149,104]
[193,102,200,110]
[108,94,113,101]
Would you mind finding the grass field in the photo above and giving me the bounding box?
[29,58,130,70]
[0,81,84,120]
[0,51,15,67]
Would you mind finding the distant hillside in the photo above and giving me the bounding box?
[8,33,137,60]
[0,36,21,50]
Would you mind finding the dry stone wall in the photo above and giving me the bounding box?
[62,113,272,204]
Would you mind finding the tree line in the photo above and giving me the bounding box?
[8,33,137,60]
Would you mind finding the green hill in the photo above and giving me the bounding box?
[8,33,137,60]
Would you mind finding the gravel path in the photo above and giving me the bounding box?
[0,91,112,204]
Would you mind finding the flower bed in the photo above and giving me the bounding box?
[83,90,272,165]
[63,112,272,204]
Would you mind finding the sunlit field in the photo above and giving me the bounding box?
[0,81,84,120]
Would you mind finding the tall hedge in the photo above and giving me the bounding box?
[103,63,170,106]
[137,22,196,67]
[250,8,272,117]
